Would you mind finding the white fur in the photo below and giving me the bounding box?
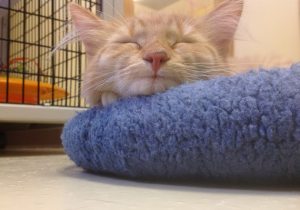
[101,92,120,107]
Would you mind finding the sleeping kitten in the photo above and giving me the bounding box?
[68,0,244,107]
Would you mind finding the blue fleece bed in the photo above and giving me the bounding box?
[62,64,300,183]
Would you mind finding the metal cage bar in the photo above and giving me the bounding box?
[0,0,102,108]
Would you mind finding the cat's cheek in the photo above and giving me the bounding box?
[97,53,110,66]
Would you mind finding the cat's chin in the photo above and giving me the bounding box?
[118,77,180,98]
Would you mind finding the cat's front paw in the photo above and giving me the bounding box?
[101,92,120,107]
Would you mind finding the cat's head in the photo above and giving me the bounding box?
[68,0,243,106]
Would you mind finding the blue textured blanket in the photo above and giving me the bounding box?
[62,64,300,183]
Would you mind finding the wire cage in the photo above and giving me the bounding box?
[0,0,102,107]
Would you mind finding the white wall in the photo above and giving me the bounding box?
[234,0,300,61]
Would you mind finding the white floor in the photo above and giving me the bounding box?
[1,148,300,210]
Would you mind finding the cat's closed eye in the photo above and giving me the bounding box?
[128,42,141,49]
[112,36,141,49]
[118,41,141,49]
[172,42,183,48]
[172,37,198,47]
[172,40,194,48]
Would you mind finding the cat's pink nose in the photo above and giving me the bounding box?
[145,52,168,73]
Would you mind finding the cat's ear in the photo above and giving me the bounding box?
[200,0,243,57]
[68,3,113,60]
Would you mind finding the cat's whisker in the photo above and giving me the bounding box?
[83,79,108,92]
[114,0,132,26]
[82,69,124,84]
[102,0,130,26]
[178,15,187,26]
[85,71,126,90]
[114,79,129,95]
[172,74,185,84]
[182,63,263,73]
[183,17,196,28]
[191,69,239,75]
[83,75,117,93]
[183,73,213,81]
[181,68,235,77]
[181,7,202,26]
[82,76,108,87]
[186,65,228,68]
[182,16,194,27]
[49,28,79,59]
[116,62,145,77]
[186,62,274,66]
[96,10,126,26]
[185,62,244,73]
[94,82,115,96]
[83,70,120,84]
[57,20,73,37]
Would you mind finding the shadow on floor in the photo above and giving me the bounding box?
[0,147,66,157]
[60,165,300,193]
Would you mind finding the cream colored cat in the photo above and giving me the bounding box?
[67,0,246,107]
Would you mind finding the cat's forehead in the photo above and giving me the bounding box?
[124,13,187,36]
[134,13,179,26]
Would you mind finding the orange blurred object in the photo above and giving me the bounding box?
[0,77,69,104]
